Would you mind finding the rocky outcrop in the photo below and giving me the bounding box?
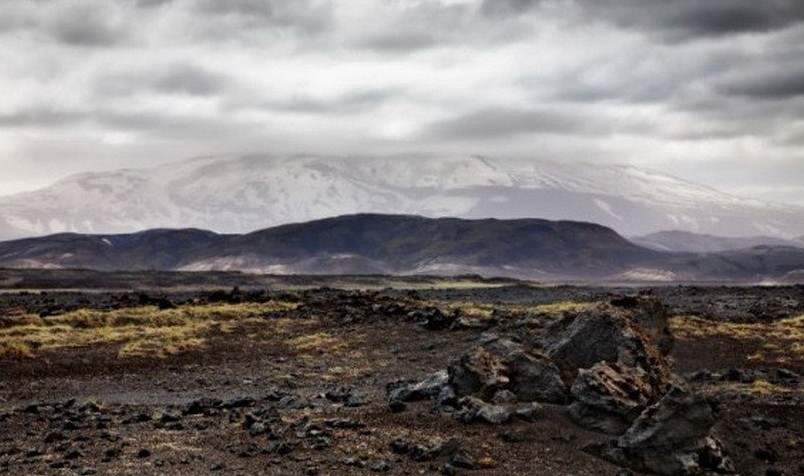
[568,361,662,434]
[606,386,733,475]
[543,301,673,432]
[447,337,568,404]
[448,346,510,401]
[386,297,730,475]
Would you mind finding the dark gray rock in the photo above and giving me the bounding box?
[505,348,568,403]
[389,370,449,402]
[371,460,391,472]
[448,347,509,400]
[513,402,543,421]
[607,386,733,475]
[457,397,511,425]
[568,362,659,434]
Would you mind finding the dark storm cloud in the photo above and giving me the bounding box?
[94,64,230,98]
[577,0,804,41]
[0,0,802,206]
[424,107,634,140]
[359,31,444,53]
[47,4,128,47]
[0,7,31,34]
[479,0,542,18]
[0,108,85,128]
[193,0,332,35]
[134,0,175,7]
[355,0,533,53]
[152,64,229,96]
[261,89,402,116]
[355,2,474,52]
[719,67,804,99]
[96,110,251,138]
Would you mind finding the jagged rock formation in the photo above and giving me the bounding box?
[386,297,733,475]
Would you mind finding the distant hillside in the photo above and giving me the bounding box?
[0,229,223,271]
[2,155,804,241]
[2,214,804,282]
[0,214,658,279]
[668,246,804,282]
[632,230,801,253]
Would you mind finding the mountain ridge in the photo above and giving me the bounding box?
[2,155,803,240]
[632,230,804,253]
[0,214,659,278]
[2,213,804,283]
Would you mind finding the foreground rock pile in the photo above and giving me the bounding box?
[388,297,734,475]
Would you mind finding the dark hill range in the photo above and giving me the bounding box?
[0,229,224,271]
[1,214,803,282]
[632,230,802,253]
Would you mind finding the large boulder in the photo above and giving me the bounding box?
[447,337,568,404]
[544,302,669,381]
[607,386,733,475]
[609,296,674,355]
[541,302,673,431]
[568,362,665,434]
[448,347,509,401]
[506,349,568,403]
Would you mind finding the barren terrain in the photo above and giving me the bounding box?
[0,271,801,475]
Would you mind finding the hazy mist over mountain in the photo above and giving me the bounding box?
[1,155,803,241]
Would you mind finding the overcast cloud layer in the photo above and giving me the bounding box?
[1,0,803,204]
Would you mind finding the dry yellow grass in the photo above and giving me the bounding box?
[698,378,800,398]
[671,314,804,362]
[432,300,592,321]
[525,301,593,314]
[0,301,297,359]
[285,332,348,355]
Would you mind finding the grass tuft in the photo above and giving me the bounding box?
[0,301,297,359]
[671,314,804,363]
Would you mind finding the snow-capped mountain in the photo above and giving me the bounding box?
[1,155,803,240]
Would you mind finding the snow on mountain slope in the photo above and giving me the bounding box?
[1,155,802,240]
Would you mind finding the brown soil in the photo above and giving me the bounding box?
[0,278,801,476]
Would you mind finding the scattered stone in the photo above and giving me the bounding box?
[449,451,476,469]
[492,389,516,404]
[277,395,312,410]
[44,432,66,443]
[437,385,458,408]
[389,439,411,454]
[457,397,511,425]
[104,447,122,459]
[513,402,543,421]
[345,392,366,407]
[371,460,392,472]
[754,446,777,462]
[182,398,221,415]
[388,370,449,402]
[136,449,151,459]
[342,457,365,468]
[64,448,83,460]
[158,410,182,424]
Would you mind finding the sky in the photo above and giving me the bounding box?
[0,0,803,205]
